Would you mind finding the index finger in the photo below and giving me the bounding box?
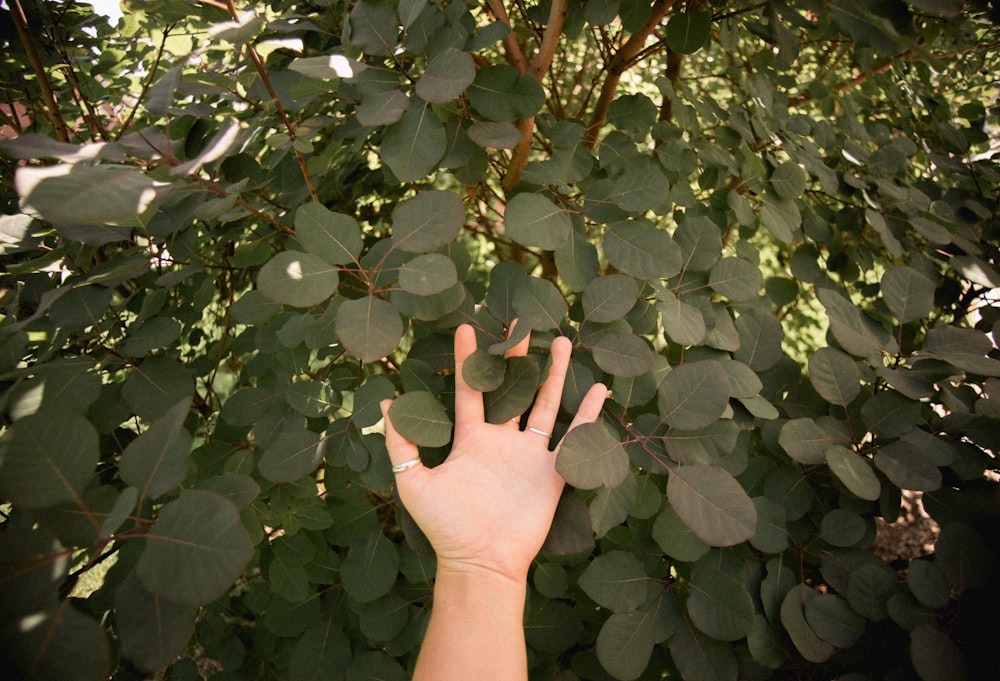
[453,324,484,427]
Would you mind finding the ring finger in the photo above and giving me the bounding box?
[524,336,572,441]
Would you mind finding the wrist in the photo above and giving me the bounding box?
[433,559,529,610]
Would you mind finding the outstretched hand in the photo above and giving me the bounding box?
[380,323,607,582]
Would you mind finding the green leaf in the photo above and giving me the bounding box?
[513,276,569,331]
[907,559,949,609]
[467,64,545,122]
[652,505,710,561]
[289,625,352,681]
[759,195,800,242]
[595,610,657,681]
[708,257,763,301]
[657,360,730,430]
[657,290,707,346]
[583,274,639,323]
[808,346,861,406]
[137,489,254,606]
[416,48,475,103]
[504,192,571,250]
[779,417,851,465]
[881,266,935,323]
[348,0,398,55]
[769,161,808,199]
[391,190,465,253]
[335,295,404,363]
[468,121,524,149]
[590,331,655,378]
[259,427,323,483]
[484,356,541,423]
[115,573,197,673]
[399,253,458,295]
[734,308,785,371]
[295,203,363,266]
[15,164,168,229]
[387,391,453,447]
[665,11,712,54]
[286,379,339,418]
[288,53,367,80]
[556,421,630,489]
[667,464,756,547]
[609,162,670,213]
[3,605,111,681]
[688,567,755,641]
[119,398,192,500]
[804,593,866,648]
[816,287,896,358]
[875,440,942,491]
[0,410,98,509]
[461,348,507,392]
[341,530,399,602]
[669,621,739,681]
[578,551,650,612]
[910,625,967,681]
[826,445,882,501]
[347,651,407,681]
[750,496,789,553]
[780,585,836,663]
[821,508,867,547]
[924,325,1000,377]
[674,215,723,271]
[357,88,410,126]
[381,105,447,181]
[604,220,682,279]
[258,250,339,308]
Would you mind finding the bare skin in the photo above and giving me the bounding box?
[380,323,607,681]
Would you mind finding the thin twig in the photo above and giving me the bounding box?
[116,26,172,139]
[10,0,71,142]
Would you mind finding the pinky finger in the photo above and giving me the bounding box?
[564,382,608,433]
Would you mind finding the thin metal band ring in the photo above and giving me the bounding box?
[391,458,422,474]
[527,426,550,438]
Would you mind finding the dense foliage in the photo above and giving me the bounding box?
[1,0,998,679]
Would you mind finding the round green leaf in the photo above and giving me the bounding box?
[3,604,111,681]
[341,530,399,602]
[874,440,942,491]
[258,427,323,483]
[387,391,453,447]
[119,398,193,500]
[347,651,407,681]
[0,410,98,509]
[467,64,545,122]
[595,610,657,681]
[652,505,710,561]
[583,274,639,323]
[688,567,755,641]
[590,332,655,378]
[578,550,650,612]
[668,621,739,681]
[391,190,465,253]
[780,585,836,663]
[910,625,966,681]
[657,360,730,430]
[381,105,446,181]
[415,48,475,103]
[665,11,711,54]
[286,379,339,418]
[115,574,197,674]
[769,161,808,199]
[708,256,763,301]
[750,496,789,553]
[779,417,851,465]
[673,215,723,271]
[504,192,571,250]
[119,316,182,357]
[484,356,541,423]
[137,489,254,606]
[289,625,352,681]
[609,163,670,213]
[295,202,363,266]
[335,295,404,363]
[657,291,707,346]
[808,346,861,406]
[820,508,867,547]
[907,559,949,609]
[846,563,898,620]
[604,220,682,279]
[734,308,785,371]
[556,421,630,489]
[122,356,195,421]
[258,250,339,308]
[667,464,756,547]
[467,121,523,149]
[399,253,458,295]
[881,266,935,323]
[512,276,569,330]
[461,348,507,392]
[804,593,866,648]
[826,445,881,501]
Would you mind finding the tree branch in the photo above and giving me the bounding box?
[584,0,676,148]
[486,0,529,73]
[10,0,71,142]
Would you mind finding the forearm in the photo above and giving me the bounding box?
[413,564,529,681]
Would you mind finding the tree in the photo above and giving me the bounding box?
[1,0,998,679]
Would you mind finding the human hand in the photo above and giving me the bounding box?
[380,323,607,582]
